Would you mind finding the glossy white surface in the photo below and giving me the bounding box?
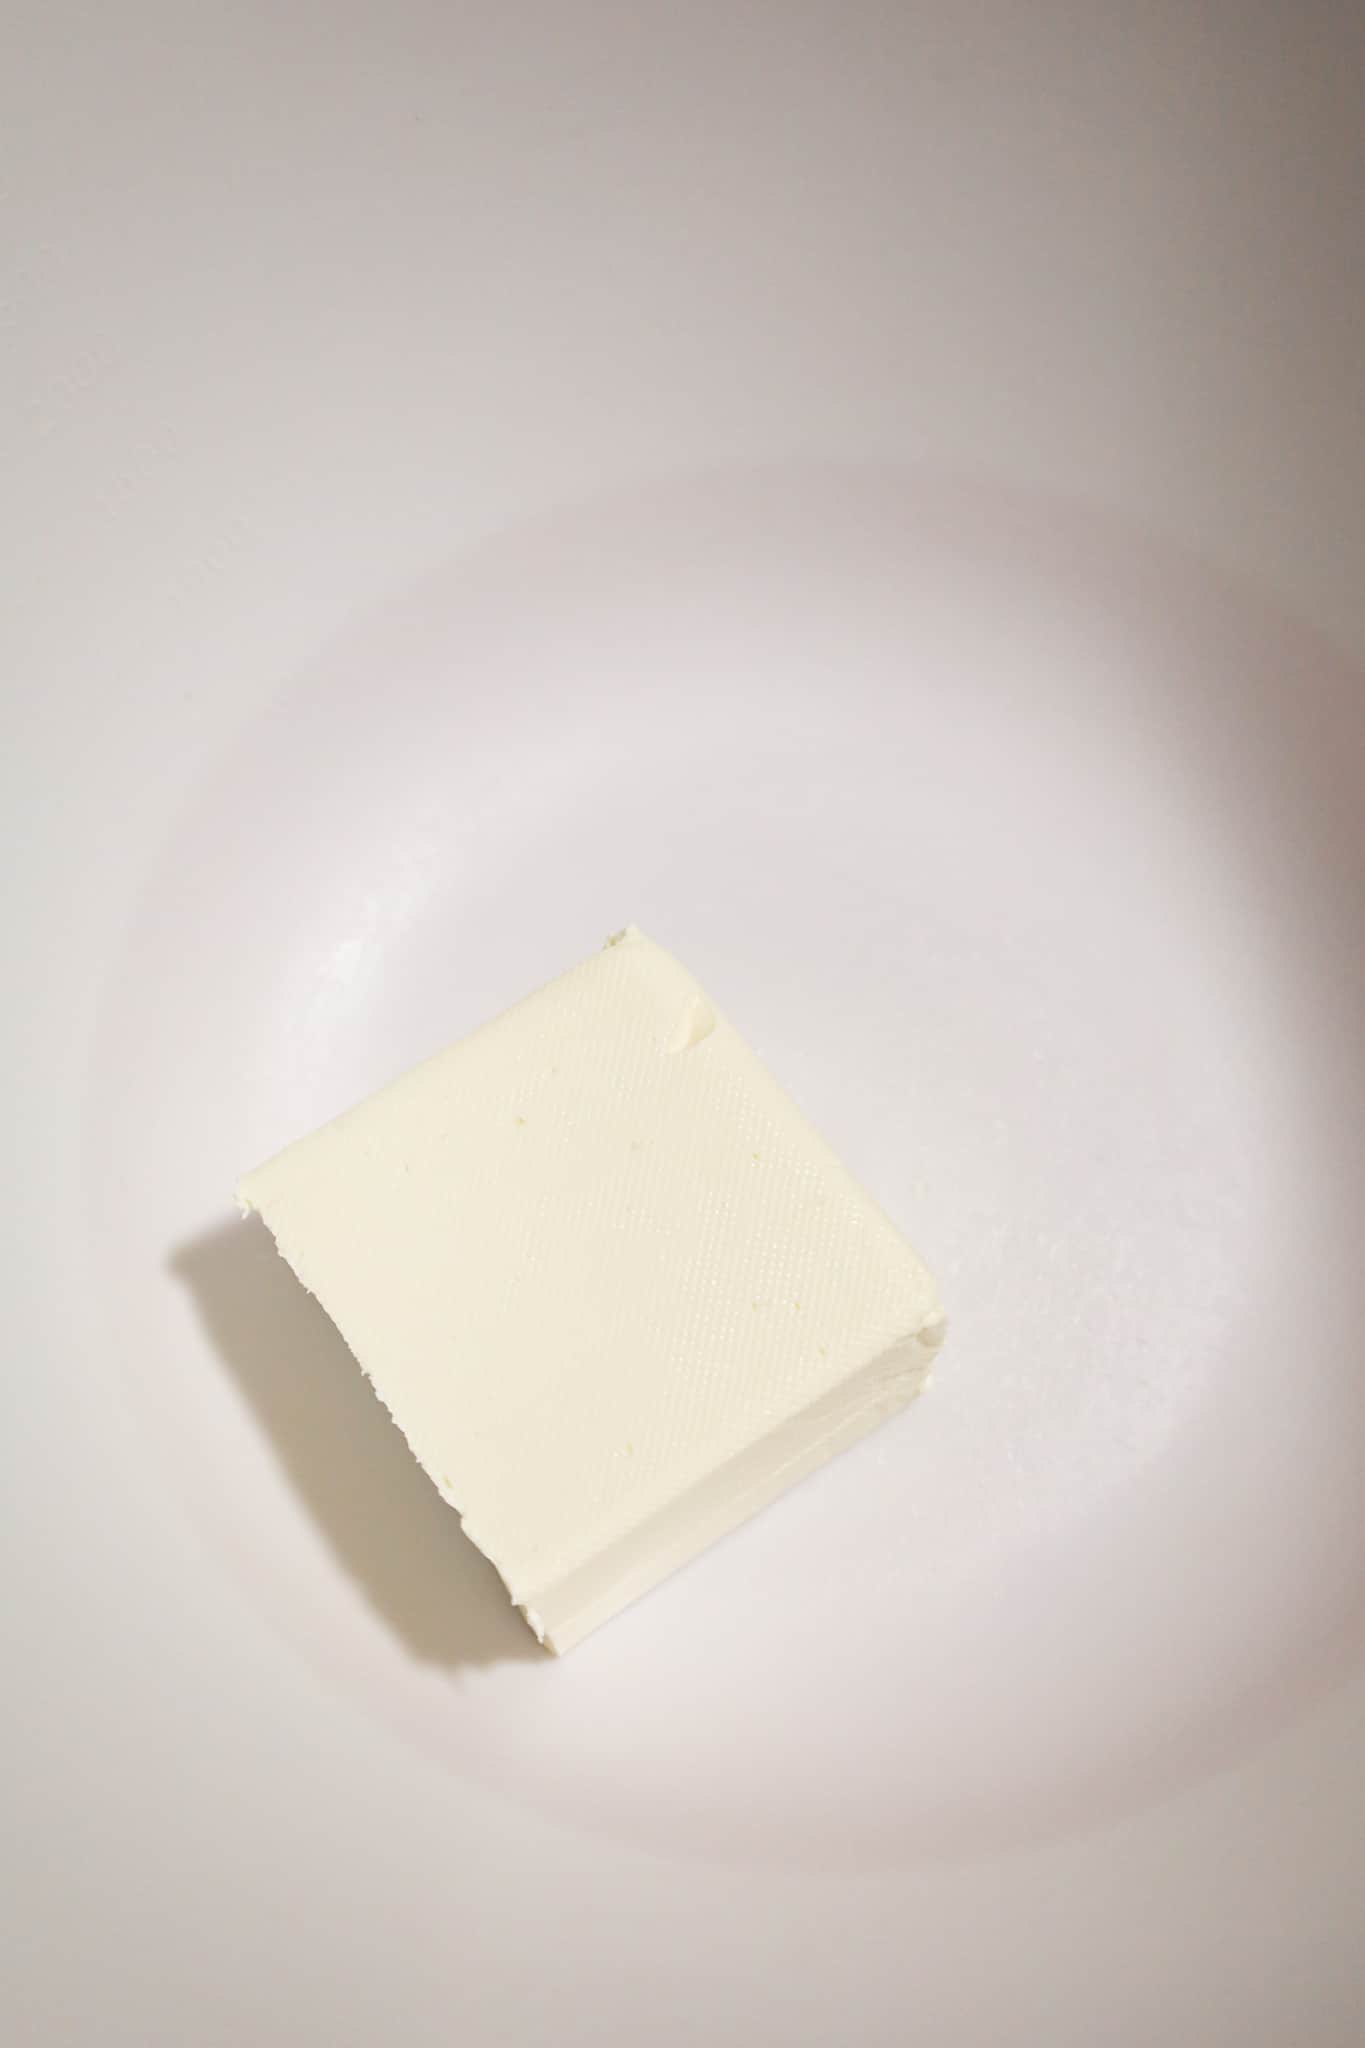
[6,6,1365,2045]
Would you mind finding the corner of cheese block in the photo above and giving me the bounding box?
[915,1307,948,1354]
[516,1601,556,1653]
[517,1310,947,1654]
[233,1184,563,1653]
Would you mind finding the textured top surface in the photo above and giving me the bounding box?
[238,930,941,1600]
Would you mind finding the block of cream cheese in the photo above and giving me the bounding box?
[237,928,945,1652]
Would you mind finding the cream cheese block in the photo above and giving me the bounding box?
[236,928,945,1652]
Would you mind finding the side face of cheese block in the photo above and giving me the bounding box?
[236,928,945,1652]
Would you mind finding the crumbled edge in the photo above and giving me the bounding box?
[235,1185,553,1655]
[519,1602,552,1651]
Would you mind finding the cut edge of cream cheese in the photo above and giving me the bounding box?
[236,926,946,1654]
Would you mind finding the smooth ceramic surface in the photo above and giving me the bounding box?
[84,466,1365,1865]
[7,8,1364,2046]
